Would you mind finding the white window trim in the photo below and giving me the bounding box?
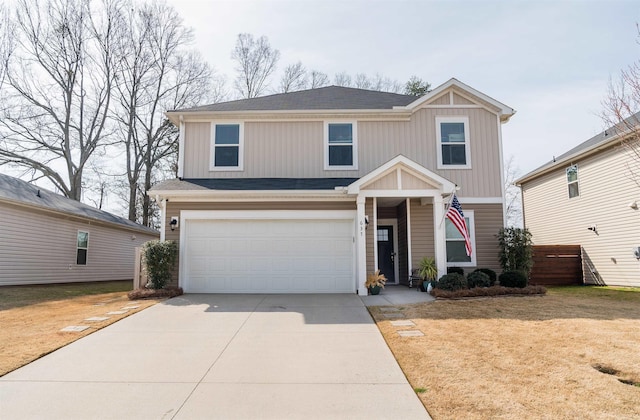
[76,230,89,266]
[324,121,358,170]
[210,122,244,171]
[445,210,477,267]
[566,164,579,199]
[436,116,471,170]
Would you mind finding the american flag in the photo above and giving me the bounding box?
[446,194,472,257]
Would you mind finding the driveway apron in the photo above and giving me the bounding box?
[0,294,429,419]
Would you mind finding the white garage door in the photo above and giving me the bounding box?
[183,217,355,293]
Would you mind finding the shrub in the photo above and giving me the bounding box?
[447,266,464,276]
[143,240,178,289]
[467,271,491,288]
[435,273,467,291]
[498,270,528,288]
[473,268,497,284]
[497,227,534,274]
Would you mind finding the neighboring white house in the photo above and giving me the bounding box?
[0,173,159,286]
[516,117,640,287]
[152,79,515,296]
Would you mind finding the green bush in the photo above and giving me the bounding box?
[447,266,464,276]
[434,273,467,291]
[467,271,491,288]
[497,227,533,274]
[498,270,528,288]
[473,268,497,284]
[143,240,178,289]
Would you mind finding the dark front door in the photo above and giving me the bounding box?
[377,225,396,283]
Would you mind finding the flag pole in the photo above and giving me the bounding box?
[439,187,457,227]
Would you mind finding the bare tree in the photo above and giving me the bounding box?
[334,72,352,87]
[0,0,119,201]
[309,70,330,88]
[504,155,523,227]
[601,28,640,188]
[353,73,372,89]
[278,61,307,93]
[114,1,214,225]
[0,4,13,87]
[231,33,280,98]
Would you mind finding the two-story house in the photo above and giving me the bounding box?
[151,78,515,295]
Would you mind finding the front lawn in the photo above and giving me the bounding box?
[370,286,640,419]
[0,281,162,376]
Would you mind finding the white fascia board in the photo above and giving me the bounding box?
[151,189,352,202]
[167,109,411,124]
[397,78,516,121]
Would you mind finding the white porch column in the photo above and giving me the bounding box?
[433,195,447,279]
[356,196,368,296]
[159,197,167,242]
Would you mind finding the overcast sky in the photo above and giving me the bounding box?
[165,0,640,177]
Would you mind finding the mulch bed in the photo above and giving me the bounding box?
[430,285,546,299]
[128,287,183,300]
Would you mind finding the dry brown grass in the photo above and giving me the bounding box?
[0,281,162,377]
[369,286,640,420]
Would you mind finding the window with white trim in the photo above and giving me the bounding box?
[566,165,579,198]
[445,210,476,267]
[436,116,470,169]
[325,122,357,170]
[211,123,243,170]
[76,231,89,265]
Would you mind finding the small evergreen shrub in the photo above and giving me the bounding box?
[435,273,467,291]
[498,270,528,288]
[143,240,178,289]
[447,266,464,276]
[467,271,491,288]
[473,268,497,284]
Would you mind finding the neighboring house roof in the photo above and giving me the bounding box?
[172,86,417,113]
[0,173,158,235]
[516,111,640,185]
[152,178,359,192]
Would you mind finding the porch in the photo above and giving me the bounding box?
[359,283,436,307]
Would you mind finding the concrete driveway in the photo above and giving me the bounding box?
[1,294,429,419]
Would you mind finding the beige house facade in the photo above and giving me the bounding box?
[517,122,640,287]
[153,79,514,295]
[0,174,159,286]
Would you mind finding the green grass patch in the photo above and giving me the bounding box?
[0,280,132,310]
[548,285,640,302]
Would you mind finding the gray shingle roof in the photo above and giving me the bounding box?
[0,173,158,234]
[172,86,417,112]
[517,111,640,183]
[152,178,359,191]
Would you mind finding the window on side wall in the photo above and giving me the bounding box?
[566,165,579,198]
[325,122,357,170]
[436,116,470,169]
[445,210,476,267]
[76,231,89,265]
[211,123,243,170]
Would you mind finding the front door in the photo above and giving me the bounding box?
[377,225,396,283]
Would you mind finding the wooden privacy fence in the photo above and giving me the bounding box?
[529,245,583,286]
[133,247,148,289]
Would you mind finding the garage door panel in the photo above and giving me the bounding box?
[183,217,354,293]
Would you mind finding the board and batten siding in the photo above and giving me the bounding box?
[521,145,640,287]
[181,107,502,198]
[0,203,158,286]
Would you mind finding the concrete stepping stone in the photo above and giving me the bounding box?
[106,310,128,315]
[60,326,89,332]
[85,317,109,322]
[398,330,424,337]
[121,305,140,310]
[382,312,404,319]
[391,320,416,327]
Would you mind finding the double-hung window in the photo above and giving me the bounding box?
[76,231,89,265]
[211,123,243,170]
[566,165,579,198]
[436,116,470,169]
[325,122,357,170]
[445,210,476,267]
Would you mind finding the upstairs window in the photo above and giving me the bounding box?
[325,122,357,170]
[436,116,470,169]
[211,123,243,170]
[567,165,579,198]
[76,231,89,265]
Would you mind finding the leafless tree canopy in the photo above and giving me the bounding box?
[231,33,280,98]
[504,155,523,227]
[278,61,307,93]
[0,0,121,200]
[309,70,330,89]
[602,29,640,188]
